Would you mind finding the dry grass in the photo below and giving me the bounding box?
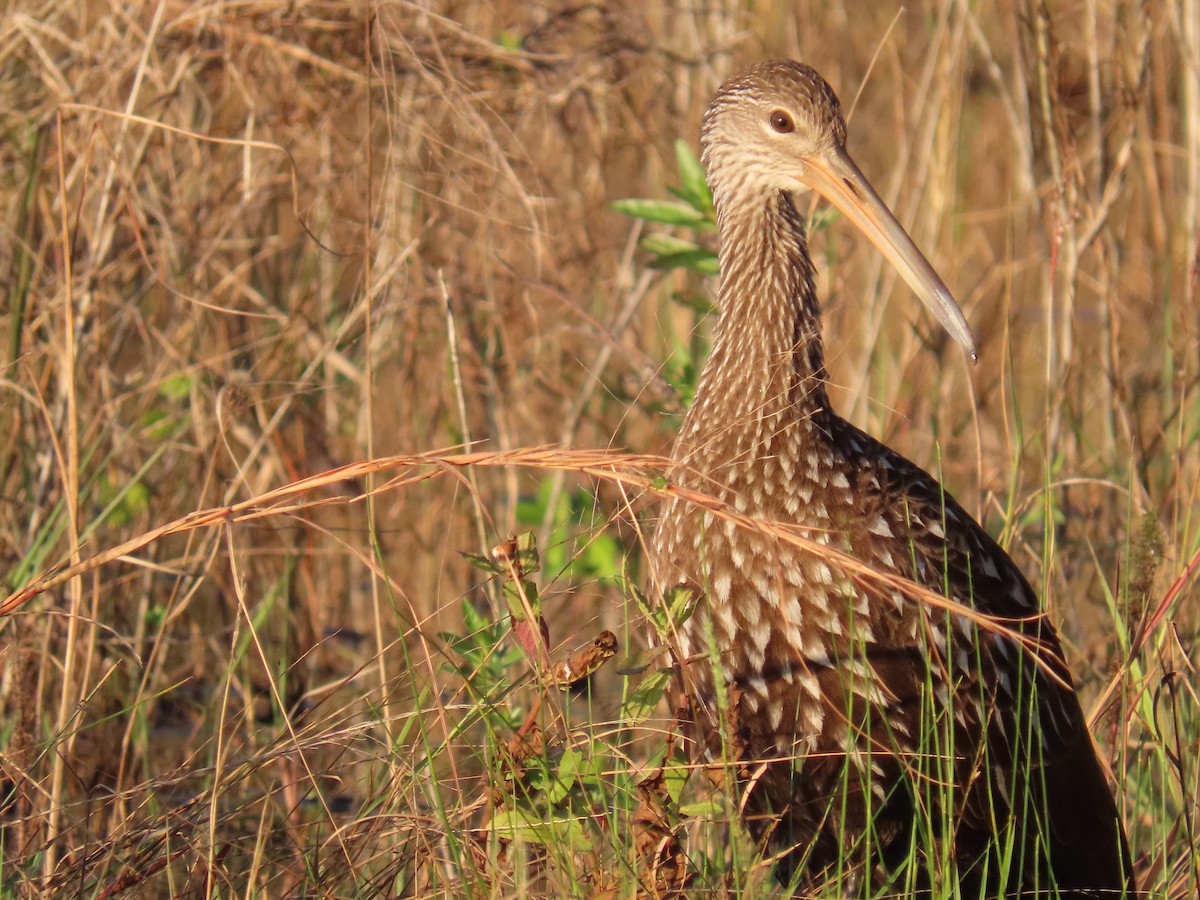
[0,0,1196,896]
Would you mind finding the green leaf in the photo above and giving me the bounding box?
[679,798,725,818]
[670,291,716,315]
[663,748,691,805]
[639,233,703,257]
[502,580,539,620]
[95,472,152,527]
[490,808,592,851]
[577,532,622,580]
[674,139,713,215]
[548,747,581,804]
[648,249,719,275]
[515,530,540,574]
[629,584,654,621]
[157,373,193,401]
[665,584,700,628]
[460,550,502,575]
[461,598,491,636]
[496,29,524,52]
[144,604,166,630]
[141,408,183,441]
[611,198,710,227]
[622,669,671,725]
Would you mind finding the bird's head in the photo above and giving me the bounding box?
[701,60,976,360]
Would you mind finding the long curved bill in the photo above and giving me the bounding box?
[799,145,977,361]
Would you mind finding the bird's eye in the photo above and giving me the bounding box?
[769,110,794,133]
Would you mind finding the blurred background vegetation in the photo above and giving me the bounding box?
[0,1,1195,896]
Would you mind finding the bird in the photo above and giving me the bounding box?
[648,60,1135,897]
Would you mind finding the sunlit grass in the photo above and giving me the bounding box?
[0,1,1194,896]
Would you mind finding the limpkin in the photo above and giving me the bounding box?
[649,61,1134,896]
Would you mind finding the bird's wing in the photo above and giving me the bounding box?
[835,420,1133,889]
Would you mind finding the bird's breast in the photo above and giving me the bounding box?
[650,413,916,741]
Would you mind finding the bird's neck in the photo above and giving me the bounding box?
[687,191,830,446]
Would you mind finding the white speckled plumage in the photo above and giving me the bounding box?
[647,60,1134,896]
